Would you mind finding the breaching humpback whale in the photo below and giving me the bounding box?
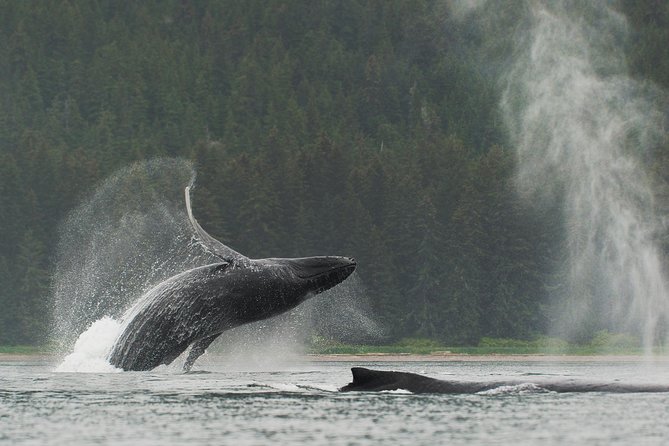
[339,368,669,393]
[107,187,356,371]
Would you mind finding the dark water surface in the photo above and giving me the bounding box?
[2,357,669,445]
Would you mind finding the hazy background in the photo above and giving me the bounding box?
[0,0,667,348]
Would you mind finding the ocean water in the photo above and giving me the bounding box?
[2,357,669,445]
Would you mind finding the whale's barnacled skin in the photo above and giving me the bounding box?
[106,188,356,371]
[339,368,669,394]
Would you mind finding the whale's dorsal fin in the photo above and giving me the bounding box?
[339,367,396,392]
[185,186,249,264]
[350,367,378,386]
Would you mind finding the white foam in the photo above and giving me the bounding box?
[477,383,547,395]
[301,383,339,393]
[55,316,123,373]
[265,383,303,392]
[380,389,413,395]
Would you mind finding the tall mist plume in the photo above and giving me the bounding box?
[498,1,669,348]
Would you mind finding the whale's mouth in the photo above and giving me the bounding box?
[284,256,356,294]
[298,260,356,280]
[306,262,357,294]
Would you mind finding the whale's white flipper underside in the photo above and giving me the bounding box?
[185,186,249,264]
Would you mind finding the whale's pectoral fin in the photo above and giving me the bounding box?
[183,333,220,372]
[184,186,249,264]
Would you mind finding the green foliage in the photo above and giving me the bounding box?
[588,331,641,351]
[394,337,443,350]
[307,337,449,355]
[0,1,666,346]
[479,336,569,351]
[620,0,669,89]
[306,335,645,356]
[0,345,49,354]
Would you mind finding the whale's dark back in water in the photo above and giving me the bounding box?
[107,187,356,371]
[339,368,669,394]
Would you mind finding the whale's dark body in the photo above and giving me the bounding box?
[107,187,356,371]
[339,368,669,394]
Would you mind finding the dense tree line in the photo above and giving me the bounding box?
[0,0,667,345]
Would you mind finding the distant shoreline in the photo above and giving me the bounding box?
[3,352,668,363]
[306,353,669,362]
[0,353,53,361]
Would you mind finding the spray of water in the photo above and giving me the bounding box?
[52,158,381,371]
[193,274,385,371]
[500,1,668,349]
[51,159,205,353]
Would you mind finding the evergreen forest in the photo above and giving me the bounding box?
[1,0,668,346]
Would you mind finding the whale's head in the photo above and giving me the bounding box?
[209,256,356,324]
[247,255,356,305]
[283,256,357,295]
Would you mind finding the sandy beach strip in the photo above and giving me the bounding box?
[305,353,669,362]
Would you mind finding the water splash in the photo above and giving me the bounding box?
[55,317,123,373]
[500,1,668,349]
[52,158,380,371]
[51,158,208,356]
